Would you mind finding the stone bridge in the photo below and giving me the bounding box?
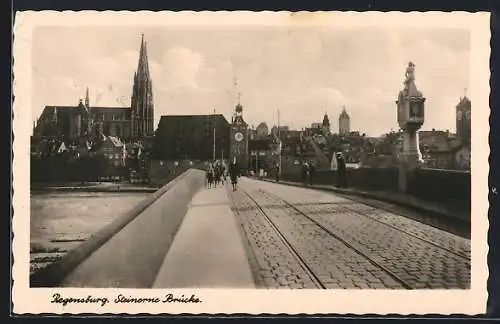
[30,166,471,290]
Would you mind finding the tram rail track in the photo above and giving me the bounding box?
[240,187,414,289]
[239,188,327,289]
[337,202,471,262]
[256,187,470,263]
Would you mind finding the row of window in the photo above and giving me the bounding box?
[104,153,123,160]
[92,113,129,121]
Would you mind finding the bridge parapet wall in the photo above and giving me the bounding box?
[280,167,470,215]
[30,168,205,288]
[409,168,471,210]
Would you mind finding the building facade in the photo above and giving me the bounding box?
[33,34,154,141]
[154,114,230,161]
[339,106,350,135]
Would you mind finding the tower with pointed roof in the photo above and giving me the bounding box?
[456,91,471,143]
[322,112,330,136]
[230,92,249,169]
[339,106,350,135]
[131,34,155,139]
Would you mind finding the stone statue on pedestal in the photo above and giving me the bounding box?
[396,61,426,192]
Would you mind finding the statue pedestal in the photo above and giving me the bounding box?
[401,127,423,170]
[396,62,425,193]
[398,128,422,193]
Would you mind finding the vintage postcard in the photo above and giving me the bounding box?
[12,11,490,315]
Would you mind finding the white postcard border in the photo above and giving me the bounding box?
[12,11,491,315]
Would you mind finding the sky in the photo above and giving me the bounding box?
[31,26,470,137]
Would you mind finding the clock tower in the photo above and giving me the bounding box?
[230,99,249,171]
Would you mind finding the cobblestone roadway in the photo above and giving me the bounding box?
[228,189,318,289]
[228,185,407,289]
[241,178,471,289]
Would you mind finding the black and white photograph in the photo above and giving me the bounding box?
[12,11,489,315]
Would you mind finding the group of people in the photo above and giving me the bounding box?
[205,159,240,191]
[301,152,347,188]
[205,152,347,191]
[205,161,225,189]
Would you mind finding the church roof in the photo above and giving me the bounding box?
[40,105,132,122]
[43,105,131,112]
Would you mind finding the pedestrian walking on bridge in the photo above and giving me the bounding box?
[220,164,226,184]
[206,163,214,189]
[336,153,347,188]
[229,160,239,191]
[302,161,310,186]
[309,161,316,185]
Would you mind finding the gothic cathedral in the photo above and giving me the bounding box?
[33,34,154,141]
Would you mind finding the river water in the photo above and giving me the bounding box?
[30,191,151,274]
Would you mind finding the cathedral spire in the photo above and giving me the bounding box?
[131,33,154,139]
[137,33,150,78]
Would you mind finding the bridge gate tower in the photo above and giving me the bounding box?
[229,96,249,173]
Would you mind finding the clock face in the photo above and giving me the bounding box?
[465,111,471,119]
[457,110,463,120]
[235,132,244,142]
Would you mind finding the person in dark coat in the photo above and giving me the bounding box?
[309,160,316,185]
[220,164,226,184]
[206,163,214,189]
[302,161,310,186]
[214,162,222,187]
[275,162,280,182]
[336,153,347,188]
[229,160,239,191]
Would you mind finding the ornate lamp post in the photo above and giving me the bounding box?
[396,62,425,191]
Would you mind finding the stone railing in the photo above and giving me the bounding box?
[278,166,470,217]
[408,168,471,211]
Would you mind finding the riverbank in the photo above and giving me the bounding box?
[30,191,152,274]
[31,182,160,193]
